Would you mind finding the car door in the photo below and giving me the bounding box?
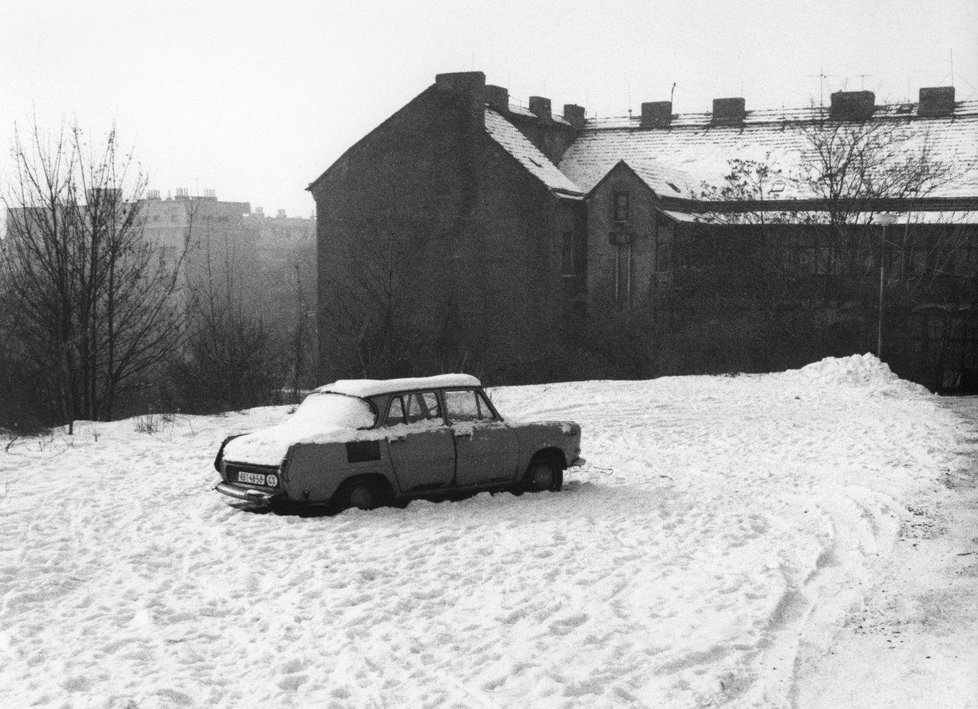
[385,391,455,492]
[444,388,519,487]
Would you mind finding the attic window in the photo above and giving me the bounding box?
[528,156,543,168]
[613,191,630,222]
[770,180,786,194]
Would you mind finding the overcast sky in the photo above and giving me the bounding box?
[2,0,976,219]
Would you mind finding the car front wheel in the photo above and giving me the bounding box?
[523,459,563,493]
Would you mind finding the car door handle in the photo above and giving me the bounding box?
[455,431,472,438]
[389,435,406,443]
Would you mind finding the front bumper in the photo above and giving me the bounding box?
[214,483,284,507]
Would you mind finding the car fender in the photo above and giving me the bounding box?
[514,421,581,470]
[286,440,398,504]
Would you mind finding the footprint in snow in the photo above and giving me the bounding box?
[549,612,589,635]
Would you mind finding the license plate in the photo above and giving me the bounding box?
[238,471,266,486]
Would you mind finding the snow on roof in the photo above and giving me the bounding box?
[620,158,695,197]
[560,102,978,200]
[506,102,574,128]
[316,374,482,398]
[484,109,583,197]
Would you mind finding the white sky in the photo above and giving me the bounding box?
[2,0,976,219]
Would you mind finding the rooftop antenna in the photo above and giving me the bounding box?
[670,82,676,104]
[856,73,872,90]
[806,67,838,109]
[951,49,955,86]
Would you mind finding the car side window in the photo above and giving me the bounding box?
[475,391,498,421]
[405,392,441,423]
[445,389,497,422]
[386,396,407,427]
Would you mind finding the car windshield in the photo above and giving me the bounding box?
[292,393,376,430]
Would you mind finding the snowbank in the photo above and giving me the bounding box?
[781,352,930,397]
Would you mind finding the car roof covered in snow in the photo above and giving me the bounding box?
[314,374,482,398]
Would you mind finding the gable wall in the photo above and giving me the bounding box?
[312,88,580,382]
[586,165,661,310]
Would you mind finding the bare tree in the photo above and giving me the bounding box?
[288,260,315,398]
[172,212,282,413]
[1,120,187,428]
[321,213,417,378]
[797,120,962,297]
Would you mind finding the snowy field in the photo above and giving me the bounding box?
[1,355,976,708]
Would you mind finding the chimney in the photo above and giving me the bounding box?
[175,187,189,200]
[485,84,509,113]
[529,96,552,122]
[435,71,486,94]
[641,101,672,128]
[712,97,746,125]
[918,86,955,117]
[563,104,586,130]
[830,90,875,121]
[435,71,486,127]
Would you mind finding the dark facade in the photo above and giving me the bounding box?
[309,72,585,382]
[311,72,978,389]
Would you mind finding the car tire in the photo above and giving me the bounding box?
[523,458,563,493]
[336,478,389,512]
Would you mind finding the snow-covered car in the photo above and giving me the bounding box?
[214,374,584,512]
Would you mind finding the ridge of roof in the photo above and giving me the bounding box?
[584,100,978,131]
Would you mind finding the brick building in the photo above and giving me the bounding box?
[310,71,978,389]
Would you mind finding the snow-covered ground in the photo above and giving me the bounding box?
[1,355,975,708]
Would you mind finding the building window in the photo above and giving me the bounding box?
[615,245,631,305]
[613,191,630,222]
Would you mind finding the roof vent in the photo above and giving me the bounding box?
[641,101,672,128]
[712,97,746,125]
[485,85,509,113]
[563,104,586,130]
[918,86,955,117]
[829,91,875,121]
[529,96,552,122]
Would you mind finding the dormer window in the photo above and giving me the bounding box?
[613,191,630,222]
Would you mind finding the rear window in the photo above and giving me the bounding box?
[292,393,376,430]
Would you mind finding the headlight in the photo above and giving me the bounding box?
[266,474,279,487]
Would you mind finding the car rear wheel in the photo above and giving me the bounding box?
[336,478,389,512]
[523,458,563,493]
